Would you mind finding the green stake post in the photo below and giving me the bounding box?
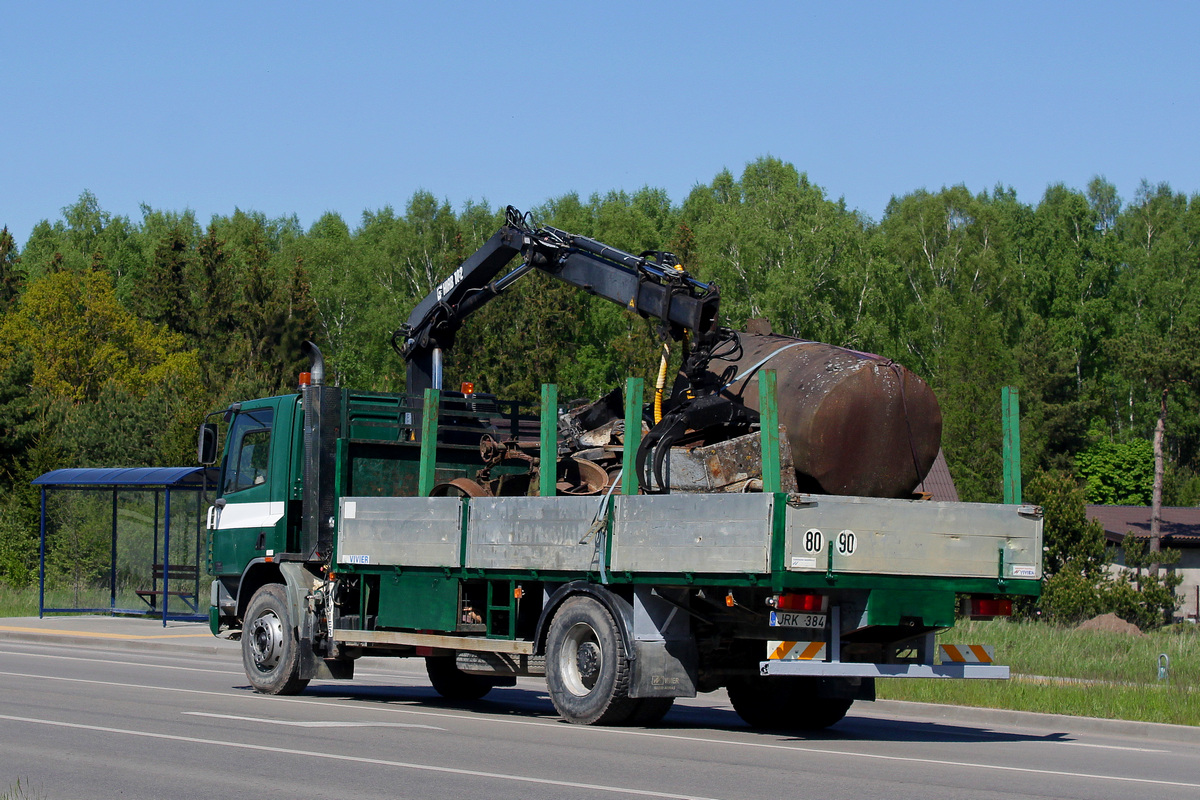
[622,378,644,495]
[540,383,558,498]
[758,369,782,493]
[1002,386,1022,504]
[418,388,441,497]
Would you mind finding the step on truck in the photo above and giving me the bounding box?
[201,208,1042,730]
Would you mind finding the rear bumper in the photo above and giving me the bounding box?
[760,661,1010,679]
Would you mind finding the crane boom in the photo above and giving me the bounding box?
[393,207,721,395]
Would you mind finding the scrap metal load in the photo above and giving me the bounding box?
[559,330,942,499]
[396,206,942,499]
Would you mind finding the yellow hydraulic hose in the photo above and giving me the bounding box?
[653,343,670,423]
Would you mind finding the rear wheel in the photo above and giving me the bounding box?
[545,596,637,725]
[425,656,497,701]
[728,675,852,731]
[242,584,309,695]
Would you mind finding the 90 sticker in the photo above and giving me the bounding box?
[836,530,857,556]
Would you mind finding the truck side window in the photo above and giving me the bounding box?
[223,409,274,494]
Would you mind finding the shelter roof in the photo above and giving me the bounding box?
[32,467,217,488]
[917,449,959,503]
[1086,505,1200,547]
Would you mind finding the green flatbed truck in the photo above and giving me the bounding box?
[202,366,1042,730]
[201,209,1042,730]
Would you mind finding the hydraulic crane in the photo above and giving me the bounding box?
[392,206,727,398]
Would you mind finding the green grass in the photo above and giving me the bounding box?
[1,779,43,800]
[0,585,40,617]
[0,584,171,618]
[877,618,1200,726]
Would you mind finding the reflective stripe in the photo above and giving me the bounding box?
[768,640,827,661]
[215,501,286,530]
[939,644,994,663]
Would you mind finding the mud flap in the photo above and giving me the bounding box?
[629,638,698,698]
[297,644,355,681]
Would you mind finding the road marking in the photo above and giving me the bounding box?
[1,669,1193,790]
[0,713,722,800]
[1048,741,1169,753]
[184,711,444,730]
[4,650,240,676]
[0,625,210,640]
[849,715,1170,753]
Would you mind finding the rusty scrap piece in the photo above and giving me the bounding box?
[554,457,609,496]
[664,427,799,493]
[479,434,536,470]
[429,477,490,497]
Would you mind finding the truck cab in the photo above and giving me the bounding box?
[206,396,301,623]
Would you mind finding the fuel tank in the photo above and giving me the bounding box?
[715,332,942,498]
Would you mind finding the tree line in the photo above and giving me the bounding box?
[1,157,1198,620]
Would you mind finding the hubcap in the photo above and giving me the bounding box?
[248,610,284,671]
[560,622,602,696]
[576,641,600,680]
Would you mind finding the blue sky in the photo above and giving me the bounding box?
[3,2,1197,247]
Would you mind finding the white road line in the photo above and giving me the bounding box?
[1,669,1194,791]
[853,714,1170,753]
[3,649,240,675]
[183,711,444,730]
[0,714,722,800]
[1,647,425,684]
[1051,741,1168,753]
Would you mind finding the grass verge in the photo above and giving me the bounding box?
[877,618,1200,726]
[0,584,175,618]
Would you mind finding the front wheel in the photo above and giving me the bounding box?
[242,584,309,695]
[545,596,637,725]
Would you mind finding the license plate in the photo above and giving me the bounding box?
[769,611,827,629]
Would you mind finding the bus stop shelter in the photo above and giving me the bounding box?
[32,467,217,625]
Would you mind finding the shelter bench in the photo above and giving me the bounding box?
[135,564,200,611]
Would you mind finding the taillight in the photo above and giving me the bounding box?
[767,593,827,612]
[966,596,1012,619]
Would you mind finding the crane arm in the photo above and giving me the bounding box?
[394,207,721,395]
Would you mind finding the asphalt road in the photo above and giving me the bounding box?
[1,623,1198,800]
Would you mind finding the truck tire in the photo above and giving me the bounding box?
[545,596,637,725]
[242,584,310,695]
[727,675,852,731]
[426,656,496,701]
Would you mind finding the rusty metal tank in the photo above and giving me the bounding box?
[715,332,942,498]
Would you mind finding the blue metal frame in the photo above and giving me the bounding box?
[32,467,217,626]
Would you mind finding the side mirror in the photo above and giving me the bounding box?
[197,423,220,465]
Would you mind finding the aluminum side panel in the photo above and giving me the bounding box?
[611,494,772,573]
[466,496,604,571]
[784,494,1043,579]
[337,496,462,567]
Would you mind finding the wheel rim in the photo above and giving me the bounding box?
[248,609,284,672]
[560,621,602,696]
